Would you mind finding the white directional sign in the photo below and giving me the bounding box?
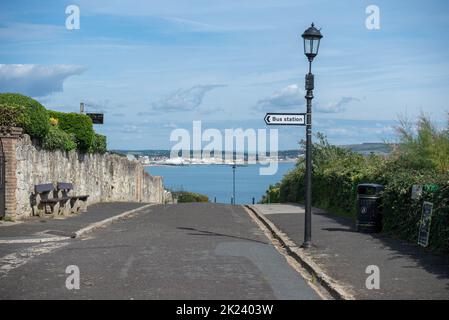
[264,113,306,126]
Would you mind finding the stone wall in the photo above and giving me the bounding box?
[9,133,165,219]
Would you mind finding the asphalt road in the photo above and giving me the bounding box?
[0,203,320,300]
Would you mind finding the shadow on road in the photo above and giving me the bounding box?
[177,227,269,245]
[321,227,358,233]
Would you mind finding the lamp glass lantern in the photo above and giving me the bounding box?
[301,23,323,62]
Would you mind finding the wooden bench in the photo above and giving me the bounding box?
[57,182,89,213]
[34,183,70,217]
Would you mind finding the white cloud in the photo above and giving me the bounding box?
[256,84,303,111]
[315,96,359,113]
[0,64,86,97]
[151,85,225,112]
[255,85,359,115]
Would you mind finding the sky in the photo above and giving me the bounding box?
[1,0,449,150]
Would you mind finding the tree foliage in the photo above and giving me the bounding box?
[0,93,50,139]
[47,110,95,152]
[0,93,107,154]
[42,126,77,152]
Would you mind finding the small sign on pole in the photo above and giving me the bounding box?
[418,201,433,247]
[411,185,423,200]
[264,113,306,126]
[86,113,104,124]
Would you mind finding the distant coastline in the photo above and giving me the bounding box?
[113,143,391,167]
[142,158,298,167]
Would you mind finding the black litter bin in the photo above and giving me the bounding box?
[356,183,384,233]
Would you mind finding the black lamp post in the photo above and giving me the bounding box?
[232,163,236,204]
[301,23,322,248]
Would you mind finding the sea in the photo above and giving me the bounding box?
[145,162,296,204]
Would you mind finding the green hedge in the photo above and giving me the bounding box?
[376,168,449,251]
[42,126,77,152]
[47,111,95,152]
[0,93,50,139]
[89,133,107,154]
[277,159,449,252]
[0,94,107,154]
[270,131,449,252]
[0,103,28,127]
[173,191,209,203]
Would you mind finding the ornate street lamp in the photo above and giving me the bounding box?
[302,23,323,63]
[301,23,322,248]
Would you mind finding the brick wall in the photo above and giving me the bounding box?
[0,127,22,218]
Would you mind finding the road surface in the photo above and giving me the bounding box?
[0,203,320,300]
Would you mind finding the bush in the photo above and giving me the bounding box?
[89,133,107,154]
[0,93,50,139]
[376,167,449,251]
[42,126,77,152]
[173,191,209,203]
[260,184,280,203]
[0,94,108,154]
[394,114,449,172]
[0,103,28,127]
[49,117,59,126]
[47,111,94,152]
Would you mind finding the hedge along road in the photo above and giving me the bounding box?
[0,93,106,153]
[0,203,321,300]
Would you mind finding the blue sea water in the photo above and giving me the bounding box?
[145,162,296,204]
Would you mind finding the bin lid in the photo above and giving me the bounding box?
[357,183,384,188]
[357,183,384,195]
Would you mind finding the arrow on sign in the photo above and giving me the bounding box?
[265,115,271,123]
[264,113,306,126]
